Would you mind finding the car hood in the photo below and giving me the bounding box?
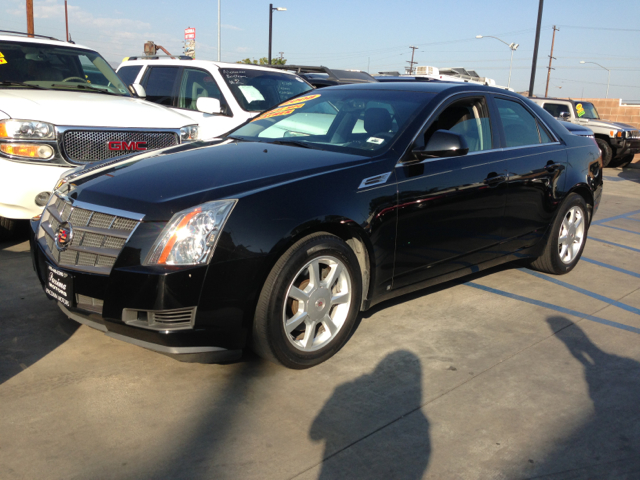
[0,89,193,128]
[580,118,638,131]
[67,140,370,221]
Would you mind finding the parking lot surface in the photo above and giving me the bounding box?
[1,168,640,480]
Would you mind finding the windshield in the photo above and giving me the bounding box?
[574,102,599,120]
[0,40,130,96]
[219,68,312,111]
[229,89,432,156]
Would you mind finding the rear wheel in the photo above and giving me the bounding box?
[595,138,612,167]
[529,193,588,275]
[252,233,362,369]
[0,216,16,242]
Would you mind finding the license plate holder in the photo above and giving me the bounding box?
[45,263,75,307]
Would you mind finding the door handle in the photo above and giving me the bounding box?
[545,161,563,172]
[484,173,507,186]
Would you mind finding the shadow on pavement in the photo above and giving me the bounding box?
[618,167,640,185]
[530,317,640,478]
[309,350,430,479]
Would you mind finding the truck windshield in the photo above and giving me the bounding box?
[0,40,130,96]
[575,102,599,119]
[219,68,312,112]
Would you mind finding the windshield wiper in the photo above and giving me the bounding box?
[0,81,50,90]
[269,139,314,149]
[51,83,122,95]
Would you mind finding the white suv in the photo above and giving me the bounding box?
[0,33,201,240]
[116,58,314,140]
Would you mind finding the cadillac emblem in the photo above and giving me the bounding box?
[55,222,74,251]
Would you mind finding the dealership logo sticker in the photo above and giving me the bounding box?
[55,222,74,251]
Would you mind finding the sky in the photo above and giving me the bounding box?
[4,0,640,100]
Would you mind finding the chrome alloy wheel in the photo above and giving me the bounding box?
[558,206,585,264]
[283,256,352,352]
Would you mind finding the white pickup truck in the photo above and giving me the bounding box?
[0,32,199,240]
[531,97,640,167]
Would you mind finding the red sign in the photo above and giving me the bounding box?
[185,27,196,40]
[108,141,148,151]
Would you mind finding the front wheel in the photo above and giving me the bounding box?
[595,138,612,167]
[529,193,589,275]
[252,233,362,369]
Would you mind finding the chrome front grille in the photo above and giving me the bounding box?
[627,130,640,140]
[37,194,143,275]
[61,130,179,164]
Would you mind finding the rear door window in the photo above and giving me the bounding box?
[495,98,551,148]
[143,67,179,106]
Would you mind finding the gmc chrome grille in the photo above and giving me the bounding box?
[37,194,142,275]
[61,130,179,164]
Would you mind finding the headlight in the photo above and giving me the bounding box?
[145,199,237,266]
[180,125,199,142]
[0,119,55,139]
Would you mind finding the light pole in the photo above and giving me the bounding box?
[580,61,611,98]
[217,0,221,61]
[476,35,519,89]
[268,4,286,65]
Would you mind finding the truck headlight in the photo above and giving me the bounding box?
[145,199,237,266]
[180,125,199,142]
[0,119,55,139]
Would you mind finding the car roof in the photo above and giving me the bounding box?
[119,58,300,75]
[320,81,521,96]
[532,97,582,104]
[0,32,95,52]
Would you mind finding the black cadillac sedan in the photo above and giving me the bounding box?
[30,83,603,369]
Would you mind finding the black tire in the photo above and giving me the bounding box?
[252,233,362,369]
[529,193,589,275]
[0,216,16,242]
[609,154,635,168]
[595,138,613,168]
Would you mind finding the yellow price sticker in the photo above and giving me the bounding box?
[0,58,7,65]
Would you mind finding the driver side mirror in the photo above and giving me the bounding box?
[129,83,146,98]
[197,97,222,115]
[559,112,571,121]
[411,130,469,160]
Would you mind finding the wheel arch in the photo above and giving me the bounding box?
[566,183,595,223]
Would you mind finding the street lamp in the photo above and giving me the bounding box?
[580,61,611,98]
[268,4,286,65]
[476,35,519,89]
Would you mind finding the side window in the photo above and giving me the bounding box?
[542,103,569,118]
[143,67,179,106]
[421,97,492,152]
[117,66,143,88]
[495,98,547,148]
[178,68,227,112]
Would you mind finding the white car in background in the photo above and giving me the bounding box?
[0,32,199,240]
[116,58,314,140]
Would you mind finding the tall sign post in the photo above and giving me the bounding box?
[184,27,196,59]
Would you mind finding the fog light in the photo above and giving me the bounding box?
[35,191,51,206]
[0,143,54,159]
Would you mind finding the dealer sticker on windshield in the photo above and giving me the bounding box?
[367,137,385,145]
[576,103,585,118]
[0,52,6,65]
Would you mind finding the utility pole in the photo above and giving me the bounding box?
[26,0,34,37]
[64,0,69,42]
[544,26,559,97]
[407,45,418,75]
[279,51,284,61]
[217,0,221,61]
[528,0,544,97]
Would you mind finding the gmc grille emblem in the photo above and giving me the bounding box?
[108,141,148,151]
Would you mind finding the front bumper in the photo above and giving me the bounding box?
[612,138,640,158]
[0,158,72,219]
[30,219,244,363]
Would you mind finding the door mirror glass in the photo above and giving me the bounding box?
[196,97,222,115]
[412,130,469,160]
[129,83,146,98]
[559,111,571,121]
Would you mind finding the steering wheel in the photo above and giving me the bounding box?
[62,76,88,83]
